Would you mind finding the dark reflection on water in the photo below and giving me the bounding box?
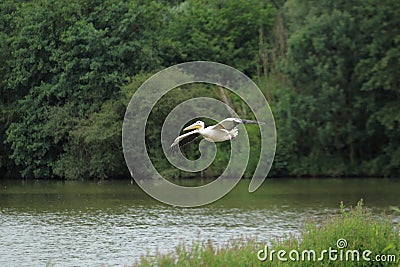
[0,178,399,266]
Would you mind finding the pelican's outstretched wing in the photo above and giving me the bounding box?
[211,118,264,131]
[170,130,201,151]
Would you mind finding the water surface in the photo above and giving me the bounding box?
[0,178,399,266]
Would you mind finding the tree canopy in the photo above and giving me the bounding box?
[1,0,399,179]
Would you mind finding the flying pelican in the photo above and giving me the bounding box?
[170,118,264,150]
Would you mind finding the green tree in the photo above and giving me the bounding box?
[5,0,170,178]
[353,0,400,176]
[280,0,400,176]
[164,0,276,75]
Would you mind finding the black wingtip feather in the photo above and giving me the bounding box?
[241,119,265,125]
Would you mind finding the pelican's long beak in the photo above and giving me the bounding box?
[183,123,201,131]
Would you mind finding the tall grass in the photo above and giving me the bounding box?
[135,200,400,266]
[271,200,400,266]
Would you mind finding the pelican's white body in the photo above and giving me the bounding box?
[170,118,263,149]
[200,126,238,142]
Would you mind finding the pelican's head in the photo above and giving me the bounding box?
[183,120,204,131]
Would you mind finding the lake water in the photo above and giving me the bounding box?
[0,178,399,266]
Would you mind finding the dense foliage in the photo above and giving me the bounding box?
[0,0,399,179]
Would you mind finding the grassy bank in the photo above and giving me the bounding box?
[136,201,400,266]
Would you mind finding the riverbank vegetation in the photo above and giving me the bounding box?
[1,0,399,179]
[136,201,400,266]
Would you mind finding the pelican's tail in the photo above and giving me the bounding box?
[229,127,239,140]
